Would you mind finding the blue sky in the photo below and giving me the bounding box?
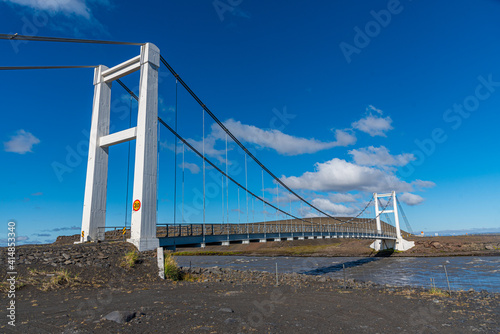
[1,0,500,245]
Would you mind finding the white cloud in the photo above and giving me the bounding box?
[5,0,93,18]
[367,104,384,115]
[212,119,355,155]
[280,158,412,193]
[4,0,111,35]
[275,192,302,204]
[349,146,415,168]
[411,180,436,190]
[158,96,168,114]
[329,193,358,203]
[180,162,200,174]
[159,141,173,151]
[4,129,40,154]
[297,206,317,218]
[332,129,357,146]
[352,114,393,137]
[187,136,226,164]
[399,192,424,206]
[0,235,30,246]
[311,198,358,216]
[262,186,279,196]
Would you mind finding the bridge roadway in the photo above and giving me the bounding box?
[155,223,397,248]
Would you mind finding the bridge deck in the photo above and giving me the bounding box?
[158,230,396,248]
[98,222,399,249]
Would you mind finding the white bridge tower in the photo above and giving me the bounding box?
[79,43,160,251]
[370,191,415,251]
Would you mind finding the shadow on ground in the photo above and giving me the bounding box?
[301,257,383,275]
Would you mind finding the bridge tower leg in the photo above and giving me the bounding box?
[79,43,160,251]
[80,65,111,243]
[374,192,382,234]
[127,44,160,252]
[370,191,415,251]
[371,192,384,251]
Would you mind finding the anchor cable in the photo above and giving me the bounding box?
[0,33,144,45]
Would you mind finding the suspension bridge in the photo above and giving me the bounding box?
[2,34,415,253]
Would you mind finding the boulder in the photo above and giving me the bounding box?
[430,241,443,249]
[102,311,137,324]
[219,308,234,313]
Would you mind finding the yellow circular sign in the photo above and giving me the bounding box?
[133,199,141,211]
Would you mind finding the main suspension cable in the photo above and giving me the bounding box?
[0,33,144,45]
[396,197,414,235]
[158,117,316,226]
[116,66,390,229]
[1,34,395,231]
[160,55,367,224]
[0,65,97,70]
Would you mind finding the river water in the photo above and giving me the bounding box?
[175,255,500,293]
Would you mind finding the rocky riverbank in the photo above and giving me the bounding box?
[173,234,500,257]
[50,233,500,257]
[1,241,499,333]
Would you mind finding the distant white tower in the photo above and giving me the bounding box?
[79,43,160,251]
[370,191,415,251]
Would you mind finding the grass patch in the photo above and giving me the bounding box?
[0,280,25,293]
[163,252,202,281]
[35,269,79,291]
[182,273,200,282]
[164,252,182,281]
[427,287,449,297]
[122,250,139,268]
[0,268,80,292]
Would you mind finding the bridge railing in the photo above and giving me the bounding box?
[156,223,397,239]
[95,223,397,241]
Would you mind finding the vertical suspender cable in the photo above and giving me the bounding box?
[276,183,279,237]
[262,170,266,237]
[157,111,160,227]
[222,173,224,230]
[252,196,255,229]
[221,128,224,229]
[245,154,248,236]
[173,79,178,231]
[301,202,304,237]
[182,144,185,224]
[225,134,229,232]
[238,188,240,224]
[124,96,132,230]
[320,215,322,237]
[202,108,206,245]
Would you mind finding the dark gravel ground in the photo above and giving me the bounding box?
[1,242,499,333]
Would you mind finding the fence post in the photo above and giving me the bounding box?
[157,247,165,279]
